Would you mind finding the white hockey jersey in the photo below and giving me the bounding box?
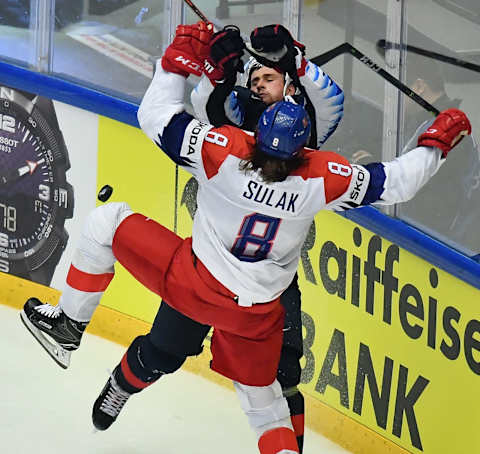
[138,64,444,305]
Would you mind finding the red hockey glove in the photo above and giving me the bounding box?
[162,21,213,77]
[417,108,472,158]
[204,25,245,84]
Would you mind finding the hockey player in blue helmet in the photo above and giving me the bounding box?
[191,24,340,453]
[240,101,312,183]
[22,21,471,454]
[257,101,312,160]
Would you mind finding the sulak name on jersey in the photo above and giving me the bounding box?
[242,180,299,213]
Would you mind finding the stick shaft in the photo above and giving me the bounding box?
[180,6,440,116]
[311,42,440,115]
[183,0,210,23]
[347,44,440,115]
[309,43,351,66]
[378,39,480,74]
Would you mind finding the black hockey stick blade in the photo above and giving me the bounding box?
[310,43,351,67]
[377,39,480,74]
[311,42,440,116]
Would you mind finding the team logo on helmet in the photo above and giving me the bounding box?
[256,101,311,160]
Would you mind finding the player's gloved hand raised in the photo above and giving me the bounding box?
[162,21,213,77]
[247,24,306,75]
[204,25,245,84]
[417,108,472,158]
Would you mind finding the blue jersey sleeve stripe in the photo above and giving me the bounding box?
[155,111,195,166]
[333,91,345,106]
[320,75,330,90]
[361,163,386,205]
[313,64,320,82]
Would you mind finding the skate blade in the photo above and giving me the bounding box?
[20,310,72,369]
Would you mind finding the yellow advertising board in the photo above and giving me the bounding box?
[3,103,478,454]
[174,163,480,454]
[296,211,480,453]
[96,115,177,322]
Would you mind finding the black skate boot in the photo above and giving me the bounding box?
[92,367,132,431]
[20,297,87,369]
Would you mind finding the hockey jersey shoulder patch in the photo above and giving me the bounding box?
[330,163,371,210]
[180,119,213,168]
[344,164,370,205]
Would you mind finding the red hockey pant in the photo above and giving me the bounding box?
[112,213,285,386]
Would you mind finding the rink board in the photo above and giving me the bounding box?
[174,153,480,454]
[1,87,480,454]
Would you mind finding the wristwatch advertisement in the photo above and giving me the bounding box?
[0,85,74,287]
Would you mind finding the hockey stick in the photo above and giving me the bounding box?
[377,39,480,74]
[183,0,210,23]
[182,0,439,116]
[183,0,249,39]
[182,0,319,145]
[310,43,440,116]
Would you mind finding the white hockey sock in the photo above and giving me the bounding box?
[234,380,299,453]
[59,203,133,322]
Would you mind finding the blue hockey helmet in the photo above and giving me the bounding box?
[256,101,311,160]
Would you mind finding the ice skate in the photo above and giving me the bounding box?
[20,297,87,369]
[92,367,132,431]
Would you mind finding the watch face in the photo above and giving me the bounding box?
[0,87,73,276]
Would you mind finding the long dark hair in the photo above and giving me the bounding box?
[240,145,307,183]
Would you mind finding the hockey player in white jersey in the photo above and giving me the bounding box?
[188,23,345,452]
[21,23,344,453]
[21,21,471,454]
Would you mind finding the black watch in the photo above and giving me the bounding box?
[0,86,74,286]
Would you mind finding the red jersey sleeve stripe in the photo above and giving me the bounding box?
[66,264,114,292]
